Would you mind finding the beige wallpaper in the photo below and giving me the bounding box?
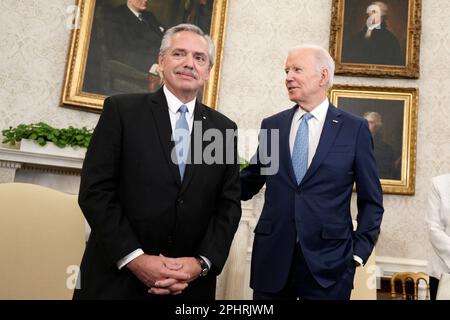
[0,0,449,261]
[0,0,99,131]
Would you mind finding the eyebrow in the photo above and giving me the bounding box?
[171,48,208,56]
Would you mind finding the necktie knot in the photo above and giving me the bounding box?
[302,112,313,122]
[178,105,188,114]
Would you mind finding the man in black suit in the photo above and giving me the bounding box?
[104,0,165,93]
[74,23,241,300]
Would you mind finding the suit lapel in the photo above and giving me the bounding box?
[301,104,343,185]
[148,89,182,186]
[179,101,207,194]
[280,106,299,188]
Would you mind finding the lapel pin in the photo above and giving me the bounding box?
[332,120,339,123]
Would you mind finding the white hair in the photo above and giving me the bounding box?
[159,23,215,67]
[367,2,388,17]
[363,111,383,127]
[288,44,335,89]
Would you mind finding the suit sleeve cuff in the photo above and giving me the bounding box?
[353,255,364,267]
[199,255,212,270]
[117,248,144,270]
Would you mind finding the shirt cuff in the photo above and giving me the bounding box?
[199,255,212,270]
[117,248,144,270]
[353,255,364,267]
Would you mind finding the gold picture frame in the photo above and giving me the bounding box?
[329,0,421,78]
[61,0,228,111]
[329,85,418,195]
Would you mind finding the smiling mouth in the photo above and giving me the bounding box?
[176,72,197,80]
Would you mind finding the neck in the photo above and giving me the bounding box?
[176,90,198,104]
[296,94,327,112]
[165,85,198,104]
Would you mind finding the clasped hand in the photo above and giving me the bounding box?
[127,254,202,295]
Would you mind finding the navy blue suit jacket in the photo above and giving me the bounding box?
[241,103,384,292]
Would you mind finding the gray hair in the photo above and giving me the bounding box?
[363,111,383,127]
[368,2,388,17]
[289,44,335,89]
[159,23,215,67]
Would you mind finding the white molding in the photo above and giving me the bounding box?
[0,147,83,170]
[376,256,428,277]
[0,160,22,169]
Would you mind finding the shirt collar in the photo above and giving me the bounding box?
[367,22,381,31]
[163,85,196,118]
[295,98,329,123]
[126,4,141,19]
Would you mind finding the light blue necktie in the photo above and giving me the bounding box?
[292,112,313,185]
[174,105,190,181]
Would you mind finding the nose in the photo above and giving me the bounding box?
[184,53,195,68]
[285,70,294,81]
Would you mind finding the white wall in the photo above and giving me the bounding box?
[1,0,449,263]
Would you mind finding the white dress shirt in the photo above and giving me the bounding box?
[117,86,212,270]
[289,98,363,266]
[164,85,196,134]
[427,174,450,279]
[289,98,328,165]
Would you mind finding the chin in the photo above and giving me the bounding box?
[288,94,299,101]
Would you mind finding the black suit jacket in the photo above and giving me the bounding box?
[106,5,164,73]
[74,89,241,299]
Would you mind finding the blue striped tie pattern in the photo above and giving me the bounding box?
[174,105,189,181]
[292,112,313,185]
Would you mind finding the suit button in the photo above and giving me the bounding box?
[167,237,173,244]
[177,198,184,205]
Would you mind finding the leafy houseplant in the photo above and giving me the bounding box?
[2,122,93,149]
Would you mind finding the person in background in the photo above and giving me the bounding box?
[427,174,450,300]
[342,1,403,65]
[363,111,400,180]
[74,23,241,300]
[104,0,166,93]
[240,44,384,300]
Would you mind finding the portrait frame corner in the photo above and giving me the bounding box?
[329,84,419,195]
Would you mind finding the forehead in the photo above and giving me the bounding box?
[285,49,315,66]
[367,4,381,13]
[168,31,209,53]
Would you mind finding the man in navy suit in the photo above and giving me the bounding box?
[240,45,384,300]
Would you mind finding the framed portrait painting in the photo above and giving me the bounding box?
[329,0,422,78]
[62,0,228,111]
[329,85,418,195]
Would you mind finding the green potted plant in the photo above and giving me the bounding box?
[1,122,93,158]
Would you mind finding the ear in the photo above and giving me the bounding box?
[204,66,212,81]
[158,54,164,71]
[319,68,329,87]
